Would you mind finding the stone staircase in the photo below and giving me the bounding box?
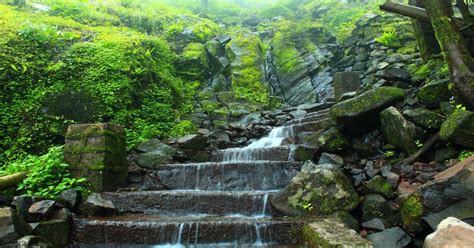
[70,108,332,247]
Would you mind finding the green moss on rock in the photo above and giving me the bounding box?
[401,193,423,231]
[417,80,450,108]
[364,175,395,199]
[440,110,474,148]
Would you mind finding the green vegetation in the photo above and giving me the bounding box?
[0,146,88,198]
[459,150,474,160]
[375,27,398,47]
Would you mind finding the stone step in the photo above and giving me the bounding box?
[285,110,331,126]
[101,190,276,216]
[290,119,334,133]
[211,146,292,162]
[130,161,301,191]
[71,214,304,246]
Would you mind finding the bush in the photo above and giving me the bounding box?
[0,146,88,198]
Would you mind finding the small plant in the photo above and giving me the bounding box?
[458,151,474,161]
[302,201,314,212]
[375,27,397,47]
[415,140,424,148]
[384,150,395,158]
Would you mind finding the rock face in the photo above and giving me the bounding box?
[440,110,474,148]
[0,207,32,246]
[424,217,474,248]
[333,72,360,101]
[380,107,419,154]
[271,161,359,216]
[303,218,372,247]
[64,123,127,192]
[330,87,404,134]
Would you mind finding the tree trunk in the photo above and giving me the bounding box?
[424,0,474,108]
[0,172,26,191]
[409,0,441,61]
[380,1,431,22]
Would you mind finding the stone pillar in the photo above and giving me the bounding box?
[333,72,360,102]
[64,123,127,192]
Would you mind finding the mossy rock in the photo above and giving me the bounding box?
[380,107,419,155]
[403,108,445,131]
[271,161,359,216]
[363,175,396,199]
[177,43,210,80]
[304,127,348,152]
[417,80,450,108]
[440,110,474,148]
[330,87,404,134]
[400,193,424,232]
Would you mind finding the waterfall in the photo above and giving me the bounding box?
[222,126,294,162]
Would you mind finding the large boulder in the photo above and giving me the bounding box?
[330,87,404,134]
[361,194,400,224]
[0,207,32,246]
[417,80,450,108]
[303,218,372,247]
[177,134,209,150]
[403,108,445,131]
[380,107,419,154]
[440,110,474,148]
[177,43,210,80]
[333,72,361,102]
[304,127,348,152]
[136,139,180,169]
[424,217,474,248]
[271,161,359,216]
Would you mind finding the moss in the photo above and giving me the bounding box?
[417,80,450,108]
[401,193,423,231]
[364,175,395,198]
[440,110,474,147]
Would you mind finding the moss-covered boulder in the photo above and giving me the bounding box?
[400,193,424,232]
[177,43,210,80]
[303,127,348,152]
[440,110,474,148]
[303,219,372,247]
[330,87,404,134]
[380,107,419,155]
[361,194,400,223]
[271,161,359,216]
[417,80,450,108]
[403,108,445,131]
[363,175,395,198]
[135,139,180,169]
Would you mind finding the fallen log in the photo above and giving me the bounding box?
[0,172,27,191]
[380,1,431,22]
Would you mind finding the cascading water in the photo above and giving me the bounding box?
[222,126,294,162]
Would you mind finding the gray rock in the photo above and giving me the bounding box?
[403,108,444,131]
[0,207,32,245]
[340,91,357,101]
[291,145,317,162]
[177,134,209,150]
[381,67,410,83]
[364,175,396,198]
[28,200,57,221]
[382,171,400,188]
[136,141,180,169]
[289,109,307,119]
[423,200,474,230]
[30,217,70,247]
[59,189,82,210]
[79,193,116,216]
[318,153,344,167]
[333,72,360,101]
[304,218,372,247]
[330,87,404,134]
[362,218,391,231]
[367,227,411,248]
[271,162,359,216]
[17,235,52,248]
[380,107,419,154]
[12,195,45,219]
[417,79,450,108]
[361,194,399,223]
[440,110,474,148]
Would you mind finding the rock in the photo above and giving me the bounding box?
[381,67,411,83]
[178,43,210,79]
[400,193,423,232]
[303,218,372,247]
[439,110,474,148]
[380,107,419,154]
[177,134,209,149]
[330,87,404,134]
[333,72,361,101]
[362,218,391,231]
[424,217,474,248]
[361,194,399,223]
[365,161,380,179]
[304,127,348,152]
[382,171,400,188]
[30,217,70,247]
[11,195,35,219]
[136,141,180,168]
[289,109,306,119]
[423,200,474,230]
[318,153,344,167]
[367,227,411,248]
[17,235,52,248]
[27,200,57,221]
[364,175,396,198]
[0,207,32,245]
[403,108,444,131]
[417,80,450,108]
[418,157,474,212]
[65,123,127,192]
[271,162,359,216]
[340,91,357,101]
[79,193,116,216]
[291,145,317,162]
[58,189,82,210]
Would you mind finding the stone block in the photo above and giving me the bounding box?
[333,72,360,101]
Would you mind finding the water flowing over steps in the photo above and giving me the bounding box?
[71,108,332,247]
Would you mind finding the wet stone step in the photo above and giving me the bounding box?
[211,146,292,162]
[131,161,301,191]
[284,111,331,126]
[71,214,304,246]
[101,190,275,216]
